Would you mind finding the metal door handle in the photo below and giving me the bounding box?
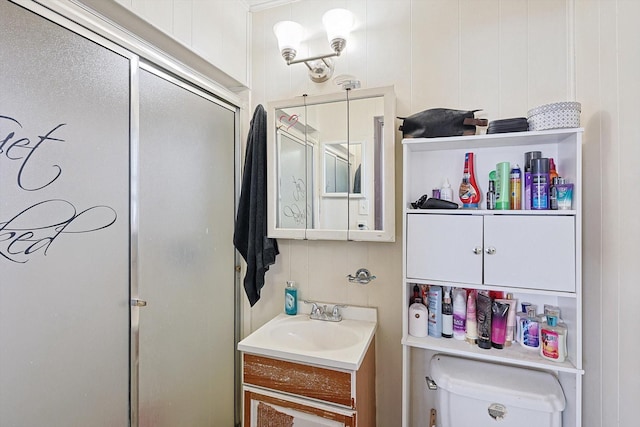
[131,299,147,307]
[485,247,496,255]
[473,247,482,255]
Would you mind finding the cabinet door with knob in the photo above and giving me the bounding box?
[484,215,575,291]
[406,213,575,292]
[406,214,483,284]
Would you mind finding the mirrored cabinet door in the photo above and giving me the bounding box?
[267,86,395,242]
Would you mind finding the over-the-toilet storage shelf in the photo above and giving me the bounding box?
[400,128,583,427]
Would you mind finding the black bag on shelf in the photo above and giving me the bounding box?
[398,108,488,138]
[486,117,529,134]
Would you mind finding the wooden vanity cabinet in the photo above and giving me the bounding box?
[242,339,376,426]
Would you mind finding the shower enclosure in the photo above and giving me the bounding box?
[0,1,239,426]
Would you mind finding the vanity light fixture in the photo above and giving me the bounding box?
[273,8,354,83]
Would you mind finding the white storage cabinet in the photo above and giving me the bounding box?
[401,129,584,427]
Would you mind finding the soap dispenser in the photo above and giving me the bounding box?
[284,281,298,315]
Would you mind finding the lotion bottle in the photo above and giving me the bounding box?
[284,281,298,315]
[452,288,467,340]
[540,306,568,362]
[519,306,540,350]
[409,298,429,337]
[465,290,478,344]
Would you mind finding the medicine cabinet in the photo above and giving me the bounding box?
[266,86,396,241]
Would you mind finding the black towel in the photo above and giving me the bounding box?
[233,104,279,306]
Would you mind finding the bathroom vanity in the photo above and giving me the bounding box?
[238,307,377,426]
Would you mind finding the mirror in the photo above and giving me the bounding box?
[267,86,395,241]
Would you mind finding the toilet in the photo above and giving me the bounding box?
[429,354,566,427]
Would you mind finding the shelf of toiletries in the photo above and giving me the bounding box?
[402,284,582,374]
[402,128,582,213]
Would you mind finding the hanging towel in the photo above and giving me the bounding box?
[234,104,279,306]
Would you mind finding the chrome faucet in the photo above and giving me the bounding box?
[303,300,345,322]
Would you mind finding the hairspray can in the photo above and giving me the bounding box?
[531,158,550,209]
[524,151,541,210]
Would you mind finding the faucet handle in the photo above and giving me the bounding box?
[303,300,321,316]
[331,304,346,318]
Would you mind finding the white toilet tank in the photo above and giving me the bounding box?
[429,354,565,427]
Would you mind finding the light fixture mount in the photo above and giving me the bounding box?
[307,58,334,83]
[273,8,354,82]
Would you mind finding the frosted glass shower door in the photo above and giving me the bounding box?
[135,66,236,426]
[0,2,130,426]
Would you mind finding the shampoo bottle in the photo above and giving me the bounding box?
[284,281,298,315]
[510,164,522,210]
[459,153,481,208]
[442,288,453,338]
[465,290,478,344]
[495,162,511,210]
[428,286,443,338]
[452,287,467,340]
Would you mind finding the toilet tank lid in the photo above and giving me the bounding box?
[430,354,566,413]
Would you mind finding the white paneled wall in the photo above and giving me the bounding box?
[575,2,640,426]
[74,0,640,425]
[250,1,639,426]
[113,0,249,86]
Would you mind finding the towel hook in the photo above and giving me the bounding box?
[347,268,376,285]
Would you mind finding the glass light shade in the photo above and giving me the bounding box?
[273,20,304,52]
[322,8,354,45]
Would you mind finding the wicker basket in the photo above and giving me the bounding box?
[527,102,581,131]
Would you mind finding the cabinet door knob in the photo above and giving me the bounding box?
[473,247,482,255]
[485,247,496,255]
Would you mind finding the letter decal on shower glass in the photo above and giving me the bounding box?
[0,114,118,263]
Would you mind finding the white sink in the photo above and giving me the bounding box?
[238,306,377,370]
[268,315,362,351]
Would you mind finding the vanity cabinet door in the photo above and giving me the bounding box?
[406,214,483,284]
[484,215,575,292]
[244,388,355,427]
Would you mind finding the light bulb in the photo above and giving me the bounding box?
[322,8,354,53]
[273,20,304,60]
